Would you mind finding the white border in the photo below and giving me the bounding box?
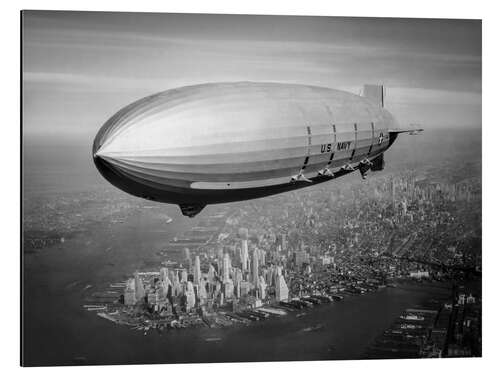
[3,1,497,374]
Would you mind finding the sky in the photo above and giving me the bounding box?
[22,11,481,144]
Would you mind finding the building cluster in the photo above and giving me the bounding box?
[116,163,481,327]
[220,166,481,282]
[122,232,289,315]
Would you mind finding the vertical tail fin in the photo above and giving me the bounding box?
[362,84,385,107]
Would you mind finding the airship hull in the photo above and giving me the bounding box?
[93,82,399,216]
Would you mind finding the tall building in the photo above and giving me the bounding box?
[217,246,224,262]
[223,253,231,283]
[181,268,188,283]
[124,278,136,305]
[160,279,171,301]
[258,248,266,266]
[275,266,289,302]
[185,281,196,311]
[252,249,260,287]
[223,279,234,299]
[169,269,177,285]
[235,281,241,299]
[233,268,243,284]
[193,256,201,285]
[160,267,170,283]
[171,270,181,296]
[198,280,208,301]
[401,200,408,216]
[207,264,215,283]
[258,275,267,299]
[134,272,145,303]
[241,238,249,272]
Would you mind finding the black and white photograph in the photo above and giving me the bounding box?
[20,9,482,368]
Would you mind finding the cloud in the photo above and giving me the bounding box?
[22,12,481,135]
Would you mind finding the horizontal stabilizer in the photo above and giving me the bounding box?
[389,124,424,135]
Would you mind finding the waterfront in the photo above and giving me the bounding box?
[25,255,451,366]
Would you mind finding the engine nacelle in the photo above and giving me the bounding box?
[370,153,385,171]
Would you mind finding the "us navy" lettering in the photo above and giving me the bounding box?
[337,141,352,151]
[320,141,352,153]
[320,143,332,153]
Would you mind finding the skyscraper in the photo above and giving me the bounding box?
[134,272,145,303]
[258,248,266,266]
[252,249,260,287]
[275,266,289,302]
[223,253,231,283]
[241,238,248,272]
[172,270,182,296]
[181,268,188,283]
[401,199,408,216]
[207,264,215,284]
[223,279,234,299]
[258,275,267,299]
[198,280,208,301]
[185,281,196,311]
[124,278,136,306]
[217,246,224,262]
[193,255,201,285]
[160,267,170,283]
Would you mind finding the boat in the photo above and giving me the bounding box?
[205,337,222,342]
[85,306,107,311]
[302,324,324,332]
[301,297,321,305]
[400,323,421,329]
[399,314,424,321]
[329,294,344,301]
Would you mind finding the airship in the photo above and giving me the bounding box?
[93,82,421,217]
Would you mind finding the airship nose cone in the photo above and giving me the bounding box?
[92,112,130,189]
[92,140,117,187]
[91,93,189,205]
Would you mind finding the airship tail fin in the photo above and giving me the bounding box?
[362,84,385,107]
